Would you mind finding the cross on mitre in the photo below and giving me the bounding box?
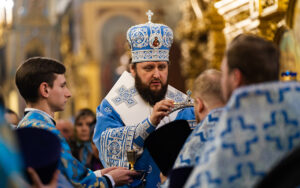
[146,10,154,23]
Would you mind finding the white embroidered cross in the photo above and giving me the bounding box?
[112,85,137,108]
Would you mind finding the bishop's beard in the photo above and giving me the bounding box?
[135,74,168,106]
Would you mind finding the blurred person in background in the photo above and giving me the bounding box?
[5,108,20,128]
[69,108,103,170]
[0,91,25,187]
[0,91,59,188]
[56,119,74,142]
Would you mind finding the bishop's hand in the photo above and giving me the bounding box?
[150,99,174,126]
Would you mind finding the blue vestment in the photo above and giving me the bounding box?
[161,108,223,188]
[93,71,196,187]
[185,82,300,188]
[0,105,24,188]
[18,110,109,188]
[174,108,223,168]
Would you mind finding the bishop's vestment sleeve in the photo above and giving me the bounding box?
[93,99,156,168]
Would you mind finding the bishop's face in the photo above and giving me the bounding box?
[131,61,169,106]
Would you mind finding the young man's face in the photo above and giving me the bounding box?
[131,61,169,105]
[47,74,71,112]
[221,57,234,102]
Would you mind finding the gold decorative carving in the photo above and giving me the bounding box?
[260,0,288,16]
[177,0,225,88]
[258,19,280,41]
[286,0,297,27]
[213,0,289,43]
[261,0,276,10]
[59,11,101,117]
[177,0,293,83]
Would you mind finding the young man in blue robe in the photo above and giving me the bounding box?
[16,57,138,188]
[93,10,196,188]
[0,91,59,188]
[184,34,300,187]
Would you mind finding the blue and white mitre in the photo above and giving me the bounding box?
[127,10,173,63]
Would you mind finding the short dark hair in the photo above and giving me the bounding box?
[226,34,280,84]
[15,57,66,103]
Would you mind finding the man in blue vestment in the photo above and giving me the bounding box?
[93,10,196,188]
[16,57,138,188]
[161,69,225,187]
[0,91,60,188]
[185,34,300,188]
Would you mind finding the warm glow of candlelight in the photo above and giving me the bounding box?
[0,0,14,25]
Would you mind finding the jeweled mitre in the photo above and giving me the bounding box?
[126,10,173,63]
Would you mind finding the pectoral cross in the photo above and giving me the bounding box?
[146,10,153,23]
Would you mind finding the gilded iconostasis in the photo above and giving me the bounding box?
[0,0,299,118]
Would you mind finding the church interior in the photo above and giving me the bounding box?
[0,0,299,119]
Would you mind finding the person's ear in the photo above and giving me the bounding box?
[195,97,204,114]
[39,82,50,98]
[231,69,243,89]
[129,64,136,77]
